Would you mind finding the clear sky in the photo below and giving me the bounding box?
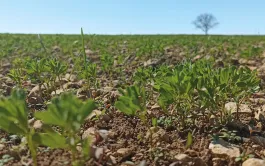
[1,0,264,35]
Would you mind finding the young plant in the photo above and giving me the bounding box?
[34,92,96,165]
[154,68,194,128]
[8,68,25,88]
[0,89,38,166]
[79,63,98,97]
[115,85,146,122]
[100,54,114,84]
[235,151,254,162]
[46,58,68,91]
[25,58,50,98]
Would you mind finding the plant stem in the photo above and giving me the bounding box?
[26,134,37,166]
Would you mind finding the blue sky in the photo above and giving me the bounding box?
[1,0,264,34]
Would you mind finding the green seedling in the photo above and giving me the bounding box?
[219,128,241,143]
[115,85,146,122]
[79,62,98,97]
[235,151,254,162]
[100,53,114,84]
[0,89,38,166]
[154,67,194,128]
[0,154,14,166]
[34,92,96,166]
[46,58,67,91]
[25,58,50,98]
[186,132,193,149]
[8,68,25,88]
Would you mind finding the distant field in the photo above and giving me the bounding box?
[1,33,265,166]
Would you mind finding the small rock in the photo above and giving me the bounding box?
[151,104,160,110]
[117,148,132,156]
[242,158,265,166]
[90,146,104,160]
[116,148,133,161]
[77,94,87,100]
[33,120,43,130]
[28,118,35,125]
[85,49,94,56]
[103,87,114,93]
[138,160,146,166]
[225,102,251,115]
[145,127,170,143]
[86,109,102,120]
[239,59,248,64]
[62,82,80,89]
[112,80,119,88]
[52,46,61,52]
[121,161,135,166]
[209,139,240,158]
[51,89,65,96]
[109,155,117,165]
[65,74,77,82]
[98,129,110,141]
[144,58,164,67]
[252,144,260,148]
[174,153,191,162]
[0,144,5,150]
[82,127,96,143]
[246,60,256,66]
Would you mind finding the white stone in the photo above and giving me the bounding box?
[209,139,240,158]
[242,158,265,166]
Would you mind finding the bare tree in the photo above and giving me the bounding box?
[193,13,219,35]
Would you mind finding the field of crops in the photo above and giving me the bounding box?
[1,33,265,166]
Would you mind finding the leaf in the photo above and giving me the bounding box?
[32,132,67,149]
[115,101,134,115]
[186,132,193,149]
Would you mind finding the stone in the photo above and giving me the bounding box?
[103,87,114,93]
[65,74,77,82]
[145,127,170,143]
[144,58,164,67]
[28,118,35,125]
[85,49,94,56]
[116,148,133,160]
[242,158,265,166]
[151,104,160,110]
[117,148,132,156]
[33,120,43,130]
[51,89,65,96]
[62,82,80,89]
[90,146,104,160]
[86,109,102,120]
[255,105,265,122]
[52,46,61,52]
[225,102,251,114]
[0,144,5,150]
[109,155,117,165]
[98,129,110,141]
[174,153,191,162]
[209,139,240,158]
[82,127,97,143]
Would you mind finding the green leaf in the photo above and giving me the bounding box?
[186,132,193,149]
[32,132,67,149]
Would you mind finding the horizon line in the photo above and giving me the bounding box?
[0,32,264,36]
